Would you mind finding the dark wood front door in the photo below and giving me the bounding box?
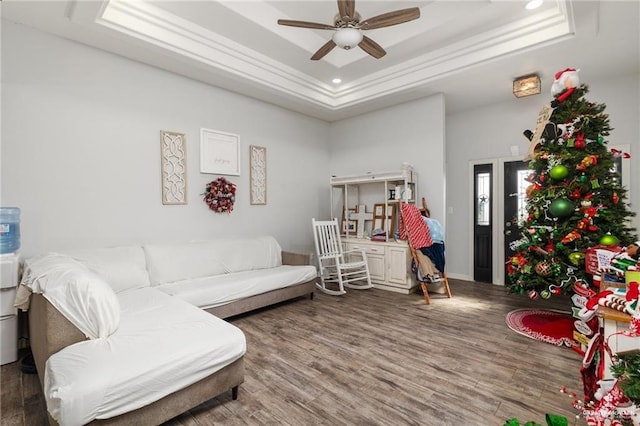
[473,164,492,283]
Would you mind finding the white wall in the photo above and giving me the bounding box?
[446,72,640,282]
[328,95,446,223]
[1,21,330,256]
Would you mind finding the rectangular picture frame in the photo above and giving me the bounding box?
[386,204,397,236]
[372,203,386,231]
[342,207,356,234]
[200,128,240,175]
[160,130,187,205]
[249,145,267,205]
[372,203,397,236]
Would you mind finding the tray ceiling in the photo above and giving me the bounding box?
[2,1,638,121]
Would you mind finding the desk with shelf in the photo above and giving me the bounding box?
[330,169,417,239]
[330,170,418,294]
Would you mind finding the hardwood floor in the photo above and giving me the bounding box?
[1,279,588,425]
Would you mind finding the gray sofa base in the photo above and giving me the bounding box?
[204,250,316,319]
[29,293,245,426]
[89,358,244,426]
[205,279,315,319]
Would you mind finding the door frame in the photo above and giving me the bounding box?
[469,156,526,286]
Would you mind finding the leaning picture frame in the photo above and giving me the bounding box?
[342,207,356,234]
[200,128,240,175]
[372,203,386,231]
[386,204,397,236]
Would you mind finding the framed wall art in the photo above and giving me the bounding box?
[160,130,187,205]
[249,145,267,205]
[200,128,240,176]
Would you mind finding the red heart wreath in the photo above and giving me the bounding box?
[203,177,236,213]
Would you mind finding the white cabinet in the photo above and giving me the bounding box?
[0,253,19,365]
[344,238,416,293]
[387,245,410,285]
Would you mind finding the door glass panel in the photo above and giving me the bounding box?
[476,172,490,226]
[515,170,530,225]
[474,163,493,283]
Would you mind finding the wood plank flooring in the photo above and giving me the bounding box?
[1,279,588,425]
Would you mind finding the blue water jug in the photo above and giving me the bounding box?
[0,207,20,254]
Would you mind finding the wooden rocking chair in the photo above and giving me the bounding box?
[312,218,373,295]
[398,200,452,304]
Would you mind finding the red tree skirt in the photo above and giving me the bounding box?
[505,309,580,349]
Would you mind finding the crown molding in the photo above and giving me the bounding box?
[69,0,575,113]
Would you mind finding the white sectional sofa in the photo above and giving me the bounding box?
[17,236,317,425]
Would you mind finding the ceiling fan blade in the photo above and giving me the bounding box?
[359,7,420,30]
[358,35,386,59]
[277,19,335,30]
[337,0,356,20]
[311,40,337,61]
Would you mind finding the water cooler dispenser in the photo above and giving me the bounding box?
[0,207,20,365]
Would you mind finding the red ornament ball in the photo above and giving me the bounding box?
[612,192,620,204]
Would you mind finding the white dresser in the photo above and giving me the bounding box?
[344,237,416,294]
[0,253,19,365]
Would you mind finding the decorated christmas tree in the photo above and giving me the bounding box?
[507,68,637,299]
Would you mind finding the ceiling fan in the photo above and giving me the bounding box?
[277,0,420,60]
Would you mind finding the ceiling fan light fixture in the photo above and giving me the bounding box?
[332,27,363,50]
[513,74,541,98]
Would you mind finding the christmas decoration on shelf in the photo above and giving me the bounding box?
[507,68,637,298]
[611,350,640,410]
[202,177,237,213]
[577,282,640,322]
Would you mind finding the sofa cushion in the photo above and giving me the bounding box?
[60,246,151,293]
[44,288,246,425]
[144,236,283,286]
[20,254,120,339]
[155,264,317,309]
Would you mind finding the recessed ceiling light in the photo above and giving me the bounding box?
[525,0,543,10]
[332,78,342,84]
